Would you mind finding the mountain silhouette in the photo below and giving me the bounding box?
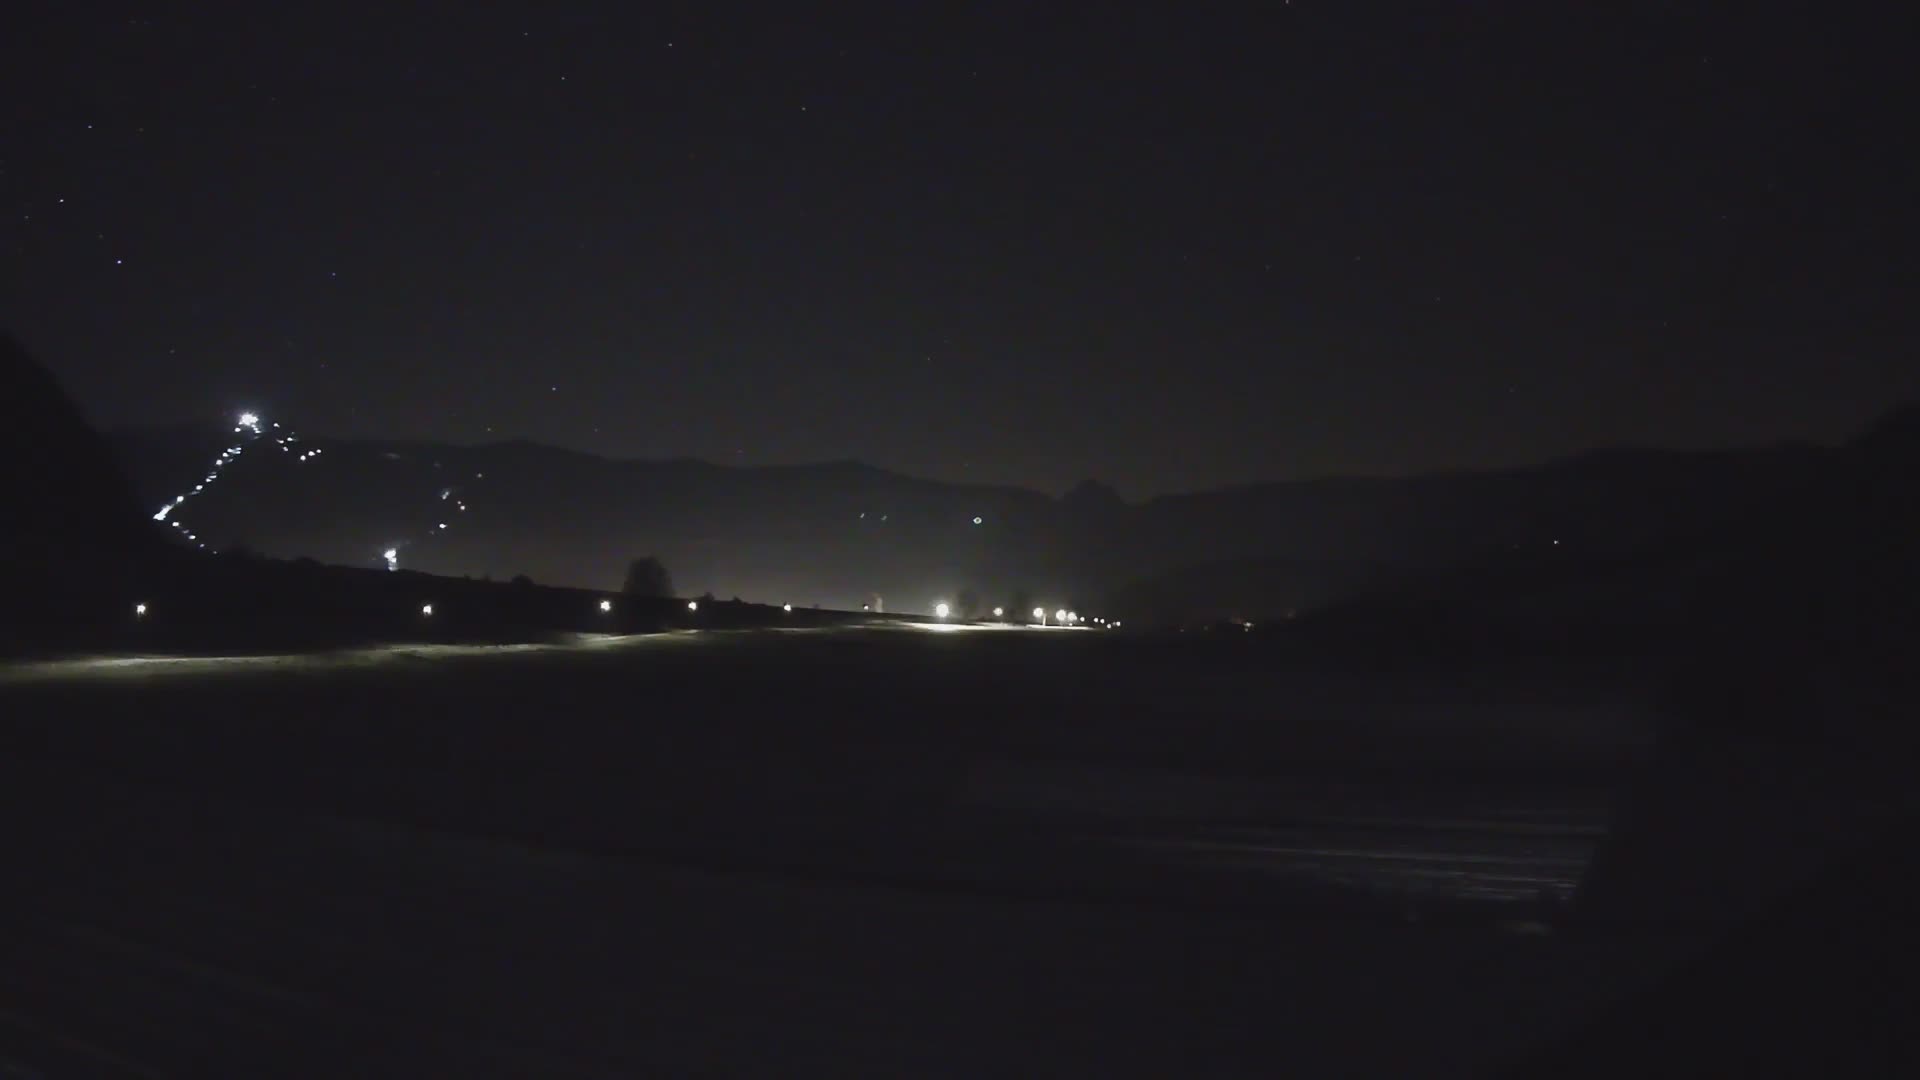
[0,332,171,645]
[104,414,1898,619]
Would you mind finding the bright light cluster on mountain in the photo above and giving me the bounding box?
[149,408,478,571]
[150,409,305,548]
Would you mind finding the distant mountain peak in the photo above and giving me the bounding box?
[1851,401,1920,457]
[1061,478,1127,509]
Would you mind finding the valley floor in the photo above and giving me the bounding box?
[0,626,1693,1077]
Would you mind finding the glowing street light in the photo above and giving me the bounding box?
[992,607,1004,618]
[598,599,613,613]
[420,603,434,617]
[934,602,951,619]
[1034,606,1047,625]
[783,603,793,612]
[237,412,260,429]
[383,548,399,572]
[1055,609,1068,624]
[134,602,148,618]
[687,600,699,612]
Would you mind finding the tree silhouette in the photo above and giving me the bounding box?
[622,556,673,597]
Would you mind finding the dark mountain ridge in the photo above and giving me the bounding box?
[105,417,1867,620]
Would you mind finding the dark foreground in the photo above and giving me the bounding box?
[0,626,1892,1076]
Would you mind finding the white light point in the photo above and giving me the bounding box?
[134,602,147,617]
[599,599,613,613]
[1056,609,1068,624]
[934,602,951,619]
[992,607,1004,618]
[383,548,399,571]
[420,603,433,617]
[1034,607,1047,623]
[783,603,793,613]
[687,600,699,612]
[972,516,982,525]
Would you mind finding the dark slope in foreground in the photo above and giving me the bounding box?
[1517,813,1919,1078]
[0,331,174,646]
[1502,407,1920,1073]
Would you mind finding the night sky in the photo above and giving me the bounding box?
[5,3,1915,497]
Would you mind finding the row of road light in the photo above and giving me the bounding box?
[924,602,1118,629]
[133,595,1113,628]
[128,597,785,621]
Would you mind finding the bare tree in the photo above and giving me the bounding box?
[622,556,673,598]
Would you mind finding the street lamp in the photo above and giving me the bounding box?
[687,600,699,612]
[934,602,951,619]
[134,602,148,618]
[1034,606,1047,625]
[420,603,433,617]
[598,599,613,613]
[992,607,1004,618]
[783,603,793,613]
[1055,609,1068,624]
